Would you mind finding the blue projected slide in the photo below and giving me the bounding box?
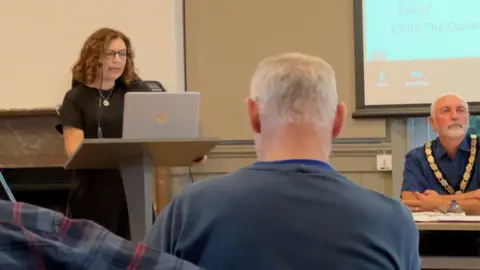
[362,0,480,106]
[365,0,480,61]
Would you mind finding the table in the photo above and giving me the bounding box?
[417,222,480,231]
[417,222,480,269]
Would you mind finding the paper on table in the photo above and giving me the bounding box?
[412,211,480,222]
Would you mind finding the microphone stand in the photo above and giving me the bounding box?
[0,171,16,202]
[97,67,104,138]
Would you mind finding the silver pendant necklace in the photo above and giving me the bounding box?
[99,89,114,107]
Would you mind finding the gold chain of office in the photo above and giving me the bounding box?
[424,134,477,194]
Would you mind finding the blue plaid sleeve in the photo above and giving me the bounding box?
[0,200,202,270]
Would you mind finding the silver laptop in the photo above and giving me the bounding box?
[122,92,200,139]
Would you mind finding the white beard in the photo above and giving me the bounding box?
[444,127,466,138]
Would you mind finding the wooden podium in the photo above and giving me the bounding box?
[64,137,220,242]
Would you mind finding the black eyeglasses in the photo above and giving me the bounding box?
[104,50,130,60]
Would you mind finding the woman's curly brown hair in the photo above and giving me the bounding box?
[71,28,139,86]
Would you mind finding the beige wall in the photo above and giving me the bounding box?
[166,141,395,198]
[0,0,185,112]
[184,0,386,140]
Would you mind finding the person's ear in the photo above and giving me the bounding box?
[428,115,435,128]
[332,102,346,138]
[245,97,261,133]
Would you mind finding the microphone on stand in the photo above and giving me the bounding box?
[97,64,104,139]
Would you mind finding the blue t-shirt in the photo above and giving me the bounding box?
[145,160,420,270]
[402,135,480,194]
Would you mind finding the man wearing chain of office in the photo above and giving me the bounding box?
[402,93,480,256]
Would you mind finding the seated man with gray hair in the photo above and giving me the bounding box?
[145,53,420,269]
[401,93,480,257]
[402,93,480,213]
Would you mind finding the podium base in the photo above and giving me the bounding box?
[120,149,154,242]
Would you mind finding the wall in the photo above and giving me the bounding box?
[0,0,185,112]
[167,140,394,199]
[184,0,386,140]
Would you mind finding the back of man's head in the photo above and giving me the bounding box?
[245,52,345,160]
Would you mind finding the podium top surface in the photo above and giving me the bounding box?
[64,137,220,169]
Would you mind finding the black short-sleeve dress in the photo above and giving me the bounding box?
[56,79,152,239]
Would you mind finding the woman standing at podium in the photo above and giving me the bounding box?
[55,28,153,239]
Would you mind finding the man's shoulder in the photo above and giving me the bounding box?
[368,193,417,233]
[352,193,419,267]
[342,191,418,257]
[368,192,414,220]
[406,144,427,160]
[171,168,263,211]
[344,186,415,227]
[402,144,429,174]
[177,171,243,198]
[377,199,418,246]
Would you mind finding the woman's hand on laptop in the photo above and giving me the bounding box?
[192,155,207,166]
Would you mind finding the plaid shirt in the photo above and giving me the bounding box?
[0,200,203,270]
